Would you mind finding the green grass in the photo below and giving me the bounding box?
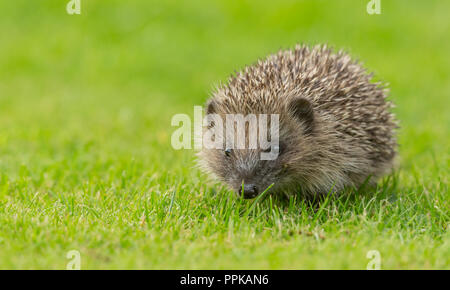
[0,0,448,269]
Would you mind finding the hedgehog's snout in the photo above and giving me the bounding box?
[237,184,259,199]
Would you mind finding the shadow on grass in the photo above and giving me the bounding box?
[195,170,446,238]
[241,172,401,212]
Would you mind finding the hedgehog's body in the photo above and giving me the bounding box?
[199,45,397,198]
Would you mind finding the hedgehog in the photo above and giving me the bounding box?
[198,44,397,199]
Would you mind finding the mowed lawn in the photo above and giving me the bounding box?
[0,1,448,269]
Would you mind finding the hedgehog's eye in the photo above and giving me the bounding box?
[224,148,232,157]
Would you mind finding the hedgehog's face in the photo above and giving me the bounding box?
[200,97,315,199]
[215,147,287,198]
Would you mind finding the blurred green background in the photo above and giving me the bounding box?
[0,1,448,269]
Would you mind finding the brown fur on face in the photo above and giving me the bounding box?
[198,44,398,198]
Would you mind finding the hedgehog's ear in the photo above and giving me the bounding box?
[287,97,314,134]
[205,99,217,129]
[206,99,216,115]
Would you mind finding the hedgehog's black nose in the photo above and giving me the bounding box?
[241,184,258,199]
